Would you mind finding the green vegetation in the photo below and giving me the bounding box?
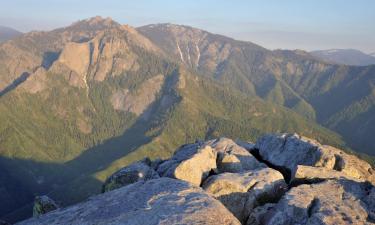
[1,20,374,223]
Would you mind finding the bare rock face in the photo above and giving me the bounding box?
[20,67,48,93]
[206,138,265,173]
[102,159,160,192]
[19,178,241,225]
[255,133,375,184]
[157,143,217,186]
[110,74,165,116]
[202,168,287,223]
[58,42,91,77]
[32,195,59,217]
[261,178,375,225]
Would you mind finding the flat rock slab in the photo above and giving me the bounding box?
[261,178,375,225]
[17,178,241,225]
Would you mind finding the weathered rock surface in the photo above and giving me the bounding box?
[292,165,367,184]
[110,74,165,116]
[19,178,241,225]
[157,143,217,186]
[246,203,276,225]
[102,159,160,192]
[260,178,375,225]
[207,138,265,173]
[202,168,287,223]
[255,133,375,184]
[16,134,375,225]
[32,195,59,217]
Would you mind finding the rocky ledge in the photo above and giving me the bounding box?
[17,134,375,225]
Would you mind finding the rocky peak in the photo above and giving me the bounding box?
[138,23,265,72]
[17,133,375,225]
[69,16,121,31]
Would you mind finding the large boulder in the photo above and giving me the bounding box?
[255,133,375,184]
[157,143,217,186]
[102,158,160,192]
[206,138,265,173]
[32,195,59,217]
[202,168,287,223]
[18,178,241,225]
[260,178,375,225]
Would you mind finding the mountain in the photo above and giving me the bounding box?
[138,24,375,156]
[0,17,374,222]
[0,26,22,43]
[310,49,375,66]
[16,134,375,225]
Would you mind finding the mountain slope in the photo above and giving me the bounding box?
[138,24,375,155]
[0,17,357,223]
[1,17,375,223]
[311,49,375,66]
[0,26,22,43]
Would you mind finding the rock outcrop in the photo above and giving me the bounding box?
[255,133,375,184]
[202,168,287,223]
[156,143,217,186]
[32,195,59,217]
[259,179,375,225]
[206,137,265,173]
[19,178,241,225]
[102,158,160,192]
[17,134,375,225]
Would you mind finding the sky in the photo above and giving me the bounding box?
[1,0,374,53]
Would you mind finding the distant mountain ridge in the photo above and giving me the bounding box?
[310,49,375,66]
[0,26,22,43]
[0,17,374,222]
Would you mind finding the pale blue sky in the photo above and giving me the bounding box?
[1,0,374,53]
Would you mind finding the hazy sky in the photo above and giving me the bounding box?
[1,0,374,53]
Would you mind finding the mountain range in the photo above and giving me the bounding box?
[0,16,374,222]
[311,49,375,66]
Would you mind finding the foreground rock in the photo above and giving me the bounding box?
[246,203,276,225]
[18,178,241,225]
[259,178,375,225]
[255,133,375,184]
[292,165,368,184]
[206,138,265,173]
[102,158,160,192]
[203,168,287,223]
[157,143,217,186]
[17,134,375,225]
[32,195,59,217]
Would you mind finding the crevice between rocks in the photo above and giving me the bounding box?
[307,198,320,218]
[250,149,292,184]
[289,178,327,188]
